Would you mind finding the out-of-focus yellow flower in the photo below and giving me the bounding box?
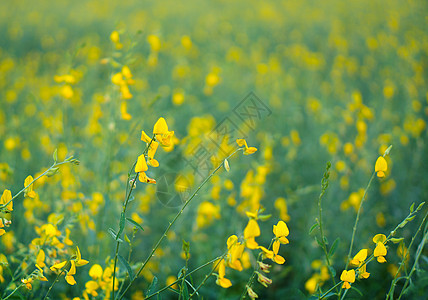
[340,269,355,289]
[50,246,88,285]
[236,139,257,155]
[375,156,388,178]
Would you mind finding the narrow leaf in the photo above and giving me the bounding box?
[118,254,133,278]
[329,238,340,257]
[309,223,319,234]
[146,276,158,296]
[126,217,144,231]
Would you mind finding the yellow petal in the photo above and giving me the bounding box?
[153,117,168,135]
[273,221,289,238]
[352,249,368,263]
[65,275,76,285]
[135,155,148,173]
[68,261,76,275]
[89,264,103,279]
[141,130,152,143]
[216,277,232,288]
[272,240,281,255]
[373,234,387,244]
[36,250,46,268]
[227,235,238,249]
[245,237,259,249]
[377,256,387,263]
[375,156,387,172]
[273,254,285,264]
[236,139,248,148]
[374,242,387,257]
[76,259,89,267]
[244,147,258,155]
[50,261,67,271]
[244,219,261,239]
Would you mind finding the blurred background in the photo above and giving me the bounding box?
[0,0,427,298]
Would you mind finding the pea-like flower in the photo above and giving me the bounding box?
[373,234,387,263]
[375,156,387,178]
[340,269,355,289]
[236,139,257,155]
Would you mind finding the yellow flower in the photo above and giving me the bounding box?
[50,246,88,286]
[358,263,370,279]
[236,139,257,155]
[258,241,285,265]
[273,221,289,244]
[350,249,368,267]
[340,269,355,289]
[375,156,387,178]
[135,154,148,173]
[1,189,13,212]
[244,219,260,249]
[36,249,46,268]
[21,277,33,290]
[215,260,232,288]
[24,175,37,198]
[153,117,174,147]
[373,234,387,263]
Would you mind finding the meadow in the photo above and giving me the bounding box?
[0,0,427,299]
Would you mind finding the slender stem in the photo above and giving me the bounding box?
[345,171,376,269]
[1,159,72,209]
[118,148,241,300]
[188,253,227,298]
[43,262,69,300]
[319,281,342,299]
[397,212,428,300]
[112,136,156,299]
[145,256,222,299]
[316,163,337,290]
[2,284,23,300]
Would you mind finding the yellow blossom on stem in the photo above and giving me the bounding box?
[340,269,355,289]
[36,249,46,268]
[21,277,33,290]
[373,234,387,263]
[375,156,388,178]
[50,246,89,286]
[273,221,289,244]
[135,154,148,173]
[1,189,13,212]
[153,117,174,147]
[236,139,257,155]
[244,219,260,249]
[350,249,368,267]
[24,175,37,198]
[259,240,285,265]
[215,260,232,288]
[358,263,370,279]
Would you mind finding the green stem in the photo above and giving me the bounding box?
[112,136,156,300]
[397,212,428,300]
[118,148,241,300]
[145,256,221,299]
[43,262,69,300]
[188,253,228,298]
[345,171,376,269]
[2,284,23,300]
[319,281,342,299]
[1,159,72,210]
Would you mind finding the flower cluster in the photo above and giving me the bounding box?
[136,117,175,183]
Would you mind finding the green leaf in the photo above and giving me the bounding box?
[329,238,340,257]
[53,149,58,163]
[315,237,323,247]
[146,276,158,296]
[108,228,123,243]
[406,215,416,222]
[126,217,144,231]
[323,236,329,245]
[118,254,133,278]
[350,285,363,296]
[410,202,415,213]
[390,237,404,244]
[309,223,319,234]
[328,266,336,277]
[417,202,425,211]
[118,212,126,236]
[180,279,189,299]
[258,214,272,221]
